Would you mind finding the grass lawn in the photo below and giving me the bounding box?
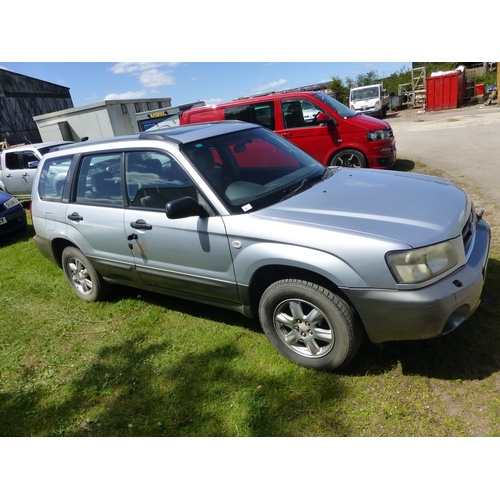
[1,160,499,438]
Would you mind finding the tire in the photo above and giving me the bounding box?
[61,246,107,302]
[330,149,367,168]
[258,279,362,370]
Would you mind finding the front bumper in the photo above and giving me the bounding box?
[368,143,397,169]
[343,219,491,344]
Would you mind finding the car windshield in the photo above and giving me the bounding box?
[182,127,330,214]
[312,92,357,118]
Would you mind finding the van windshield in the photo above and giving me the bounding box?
[312,92,357,118]
[350,87,380,101]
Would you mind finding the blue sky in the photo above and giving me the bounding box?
[0,61,411,108]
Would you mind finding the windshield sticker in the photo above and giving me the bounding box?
[242,204,252,212]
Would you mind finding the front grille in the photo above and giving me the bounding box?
[461,207,477,257]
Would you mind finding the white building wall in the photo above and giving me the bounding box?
[34,99,171,142]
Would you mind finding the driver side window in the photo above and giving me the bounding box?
[281,99,322,129]
[125,150,197,210]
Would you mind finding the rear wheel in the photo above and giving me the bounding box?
[258,279,362,370]
[330,149,367,168]
[61,246,107,302]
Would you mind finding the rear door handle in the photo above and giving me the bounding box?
[67,212,83,222]
[130,219,152,230]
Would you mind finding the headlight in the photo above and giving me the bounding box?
[4,197,21,210]
[386,241,459,284]
[367,129,392,141]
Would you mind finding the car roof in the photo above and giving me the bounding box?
[52,121,261,153]
[142,120,260,144]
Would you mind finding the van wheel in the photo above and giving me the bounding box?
[258,279,363,370]
[62,246,107,302]
[330,149,367,168]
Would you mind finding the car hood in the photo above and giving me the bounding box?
[256,168,470,248]
[348,112,390,130]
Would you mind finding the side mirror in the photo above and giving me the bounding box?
[27,161,40,169]
[316,112,338,126]
[166,196,206,219]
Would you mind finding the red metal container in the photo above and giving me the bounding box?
[476,83,485,96]
[426,72,466,110]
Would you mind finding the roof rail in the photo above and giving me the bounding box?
[233,82,332,101]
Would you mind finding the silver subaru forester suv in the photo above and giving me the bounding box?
[31,121,491,370]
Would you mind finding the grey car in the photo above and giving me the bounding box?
[30,121,491,370]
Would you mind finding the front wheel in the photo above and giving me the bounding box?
[258,279,363,370]
[330,149,367,168]
[61,246,108,302]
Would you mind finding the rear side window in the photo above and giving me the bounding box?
[224,102,275,129]
[75,153,123,206]
[38,156,73,201]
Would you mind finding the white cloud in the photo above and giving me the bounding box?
[253,78,288,93]
[104,62,181,102]
[204,98,224,105]
[104,90,148,100]
[109,62,180,74]
[139,69,176,87]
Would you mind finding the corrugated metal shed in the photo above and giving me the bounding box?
[0,69,73,144]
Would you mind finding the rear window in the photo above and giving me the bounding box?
[75,153,123,206]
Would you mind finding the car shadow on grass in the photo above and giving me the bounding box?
[1,258,497,436]
[108,264,500,384]
[101,253,500,383]
[0,223,34,248]
[104,286,262,334]
[391,159,415,172]
[0,331,350,437]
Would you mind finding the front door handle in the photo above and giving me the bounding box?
[68,212,83,222]
[130,219,152,230]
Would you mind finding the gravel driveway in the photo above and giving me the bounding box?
[385,104,500,207]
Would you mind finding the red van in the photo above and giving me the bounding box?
[180,91,396,169]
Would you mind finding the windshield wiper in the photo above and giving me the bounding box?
[281,169,331,201]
